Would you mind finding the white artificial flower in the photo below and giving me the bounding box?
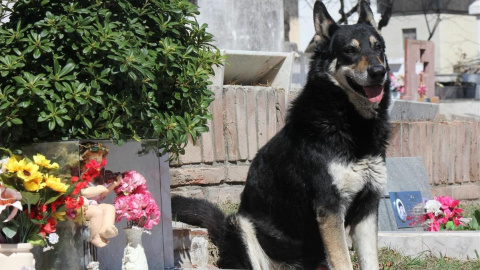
[43,246,54,252]
[425,199,443,216]
[48,232,59,245]
[0,158,9,174]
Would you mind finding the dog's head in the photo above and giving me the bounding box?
[313,0,389,118]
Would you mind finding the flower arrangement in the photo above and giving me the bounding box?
[420,196,464,231]
[114,171,160,230]
[0,148,95,250]
[389,73,405,93]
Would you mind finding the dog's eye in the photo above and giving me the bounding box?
[373,42,383,51]
[343,46,357,54]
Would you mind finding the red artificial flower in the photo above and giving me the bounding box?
[71,176,79,183]
[39,218,57,237]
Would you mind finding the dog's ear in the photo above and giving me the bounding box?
[357,0,377,30]
[313,1,338,44]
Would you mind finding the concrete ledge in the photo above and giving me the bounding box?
[173,222,211,269]
[378,231,480,260]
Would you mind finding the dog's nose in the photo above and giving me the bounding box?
[367,65,386,81]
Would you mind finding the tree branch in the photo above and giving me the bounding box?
[339,0,348,25]
[378,0,395,30]
[337,3,358,24]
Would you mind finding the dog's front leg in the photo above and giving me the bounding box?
[349,211,380,270]
[317,210,353,270]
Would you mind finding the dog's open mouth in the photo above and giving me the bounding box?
[347,77,384,103]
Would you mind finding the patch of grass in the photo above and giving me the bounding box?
[218,202,240,215]
[351,247,480,270]
[460,200,480,219]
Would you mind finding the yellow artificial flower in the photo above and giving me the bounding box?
[45,174,69,193]
[73,208,86,224]
[5,157,23,172]
[33,154,59,169]
[46,162,60,169]
[52,211,67,221]
[16,160,42,182]
[23,180,46,192]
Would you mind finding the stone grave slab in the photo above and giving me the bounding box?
[379,157,433,231]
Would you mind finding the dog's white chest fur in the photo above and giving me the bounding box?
[328,156,387,202]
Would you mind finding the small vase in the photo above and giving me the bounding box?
[122,228,148,270]
[391,91,401,100]
[0,243,35,270]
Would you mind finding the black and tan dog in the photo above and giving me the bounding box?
[172,1,390,269]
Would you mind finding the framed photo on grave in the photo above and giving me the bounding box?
[389,191,423,228]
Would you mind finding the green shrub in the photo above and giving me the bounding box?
[0,0,223,158]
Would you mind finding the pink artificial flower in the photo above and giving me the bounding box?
[115,170,147,196]
[428,219,440,231]
[0,183,23,222]
[423,196,464,231]
[418,84,427,96]
[453,218,463,226]
[437,196,459,209]
[114,191,160,229]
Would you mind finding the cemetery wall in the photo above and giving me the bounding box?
[170,86,480,203]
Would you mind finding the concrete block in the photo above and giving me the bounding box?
[171,188,205,199]
[267,87,277,140]
[235,87,248,161]
[276,90,287,129]
[451,184,480,200]
[211,86,225,162]
[170,166,225,186]
[378,231,480,260]
[246,87,258,160]
[378,232,424,257]
[387,122,402,157]
[257,88,268,149]
[424,122,434,184]
[226,165,249,183]
[401,123,411,156]
[470,122,479,183]
[203,186,243,205]
[388,100,439,121]
[224,86,238,161]
[173,222,209,269]
[431,186,453,197]
[179,135,202,165]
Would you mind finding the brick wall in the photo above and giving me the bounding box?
[388,120,480,200]
[170,86,480,202]
[170,85,291,204]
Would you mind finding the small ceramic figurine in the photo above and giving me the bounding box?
[80,143,120,247]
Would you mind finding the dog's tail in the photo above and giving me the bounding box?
[171,195,226,245]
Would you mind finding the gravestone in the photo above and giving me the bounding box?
[379,157,433,231]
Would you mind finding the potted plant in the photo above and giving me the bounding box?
[0,1,221,268]
[0,0,223,159]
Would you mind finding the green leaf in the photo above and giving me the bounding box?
[27,233,45,246]
[445,221,455,230]
[2,226,19,239]
[83,117,92,129]
[48,120,56,131]
[10,118,23,125]
[21,191,40,205]
[60,63,75,76]
[33,49,41,59]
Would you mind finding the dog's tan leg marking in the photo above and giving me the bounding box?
[350,212,380,270]
[317,213,353,270]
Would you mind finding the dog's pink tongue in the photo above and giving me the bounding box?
[363,85,384,103]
